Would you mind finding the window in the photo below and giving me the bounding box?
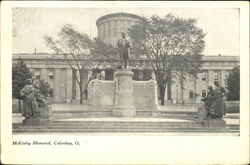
[103,23,105,38]
[49,71,54,80]
[105,69,114,80]
[189,90,194,99]
[35,70,40,79]
[121,21,125,33]
[202,72,206,81]
[84,89,88,99]
[131,69,140,80]
[189,75,193,81]
[72,69,76,99]
[202,90,206,98]
[114,21,117,37]
[214,71,219,81]
[128,20,132,27]
[48,88,53,97]
[143,69,152,81]
[108,22,111,37]
[98,26,101,38]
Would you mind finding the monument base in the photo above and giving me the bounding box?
[113,69,136,117]
[113,106,136,117]
[23,118,51,126]
[203,118,226,127]
[197,105,207,120]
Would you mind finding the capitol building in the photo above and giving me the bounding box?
[12,12,239,104]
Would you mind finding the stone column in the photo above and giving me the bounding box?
[208,70,214,86]
[220,70,227,87]
[151,72,156,80]
[76,70,80,100]
[167,71,172,101]
[101,70,105,80]
[54,69,61,102]
[113,69,136,117]
[66,68,72,103]
[88,70,93,102]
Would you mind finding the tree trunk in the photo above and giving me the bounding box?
[79,87,83,105]
[18,99,21,113]
[194,78,197,103]
[180,81,184,104]
[179,71,184,104]
[159,86,166,105]
[167,70,172,101]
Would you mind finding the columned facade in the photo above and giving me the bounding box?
[12,54,239,104]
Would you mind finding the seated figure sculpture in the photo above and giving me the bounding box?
[202,81,227,119]
[20,78,51,120]
[210,81,227,118]
[202,86,215,119]
[20,78,39,118]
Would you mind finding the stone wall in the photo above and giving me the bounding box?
[89,79,116,116]
[89,78,159,116]
[133,80,159,116]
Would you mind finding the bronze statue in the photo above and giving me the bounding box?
[20,78,38,118]
[117,32,130,69]
[20,78,51,119]
[210,81,227,118]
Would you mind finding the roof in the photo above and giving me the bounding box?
[96,12,145,26]
[12,53,239,62]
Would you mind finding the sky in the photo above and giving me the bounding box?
[12,8,239,56]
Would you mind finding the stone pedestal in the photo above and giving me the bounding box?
[203,118,226,127]
[113,69,136,117]
[22,105,52,126]
[23,118,51,126]
[197,105,207,121]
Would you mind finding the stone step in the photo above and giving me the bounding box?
[157,111,197,115]
[13,126,239,131]
[12,127,239,133]
[13,121,239,132]
[13,120,238,127]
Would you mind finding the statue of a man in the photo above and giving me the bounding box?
[117,32,130,69]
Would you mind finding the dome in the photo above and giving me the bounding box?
[96,12,144,45]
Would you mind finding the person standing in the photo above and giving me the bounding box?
[117,32,130,69]
[210,81,227,118]
[203,86,215,119]
[20,78,38,118]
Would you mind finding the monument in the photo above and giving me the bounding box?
[113,33,136,117]
[89,32,159,117]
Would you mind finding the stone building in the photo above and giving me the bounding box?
[12,53,239,104]
[12,12,240,104]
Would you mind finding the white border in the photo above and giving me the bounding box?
[1,1,249,164]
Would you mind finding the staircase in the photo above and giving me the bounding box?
[12,111,240,135]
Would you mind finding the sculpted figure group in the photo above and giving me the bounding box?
[20,78,50,119]
[202,81,227,119]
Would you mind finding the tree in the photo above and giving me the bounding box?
[44,24,116,104]
[225,65,240,101]
[34,79,52,98]
[128,14,205,105]
[12,61,33,112]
